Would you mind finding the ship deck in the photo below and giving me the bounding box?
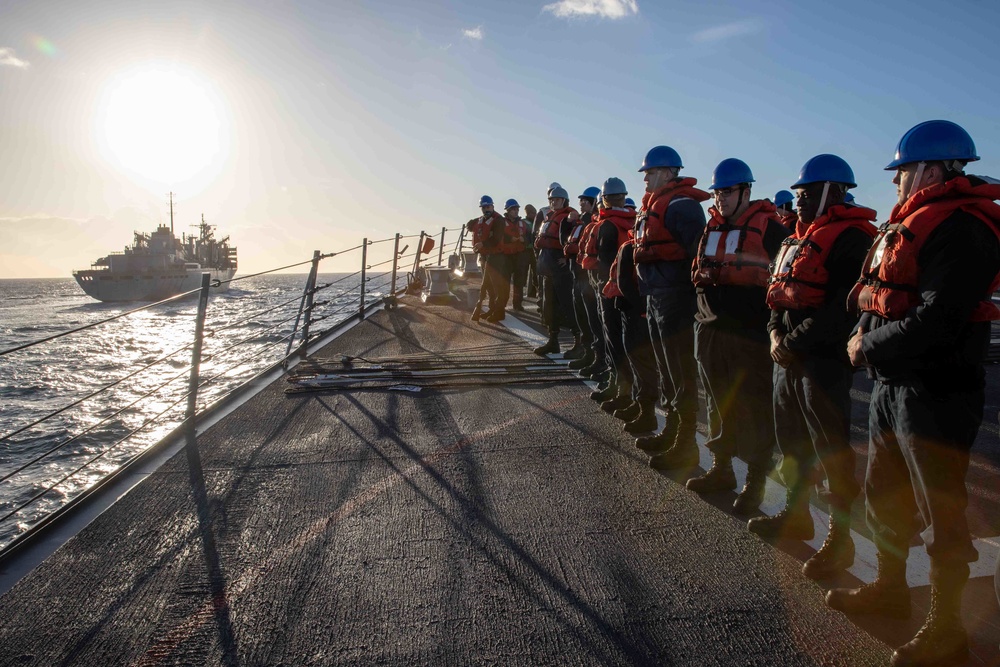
[0,297,998,665]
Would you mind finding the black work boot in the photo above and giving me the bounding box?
[826,551,911,619]
[733,465,770,515]
[623,402,658,434]
[579,358,604,377]
[686,456,736,493]
[612,400,641,421]
[600,394,631,413]
[747,489,814,540]
[533,335,560,356]
[471,302,483,322]
[636,412,679,454]
[590,382,617,402]
[512,288,525,311]
[803,512,855,579]
[562,334,587,360]
[568,348,596,370]
[649,416,699,471]
[485,308,506,322]
[891,561,969,666]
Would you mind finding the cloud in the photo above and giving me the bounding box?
[462,26,484,40]
[0,47,29,68]
[690,19,763,44]
[542,0,638,19]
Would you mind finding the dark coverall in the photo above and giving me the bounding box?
[859,209,999,564]
[615,241,660,406]
[480,214,514,313]
[467,216,495,311]
[768,226,873,512]
[536,211,580,338]
[696,218,789,471]
[636,196,706,419]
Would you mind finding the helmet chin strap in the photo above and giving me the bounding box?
[903,161,926,201]
[816,181,831,218]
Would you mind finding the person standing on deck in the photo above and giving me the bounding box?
[774,190,797,230]
[478,199,528,323]
[468,195,504,322]
[565,186,603,367]
[827,121,1000,667]
[590,178,658,434]
[748,155,876,579]
[533,186,581,355]
[632,145,710,470]
[684,159,790,514]
[515,203,538,309]
[533,185,562,320]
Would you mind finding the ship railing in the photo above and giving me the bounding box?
[0,225,464,564]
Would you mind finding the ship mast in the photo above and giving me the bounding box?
[168,192,175,237]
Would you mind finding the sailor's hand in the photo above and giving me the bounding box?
[770,331,794,368]
[847,327,868,367]
[473,242,483,252]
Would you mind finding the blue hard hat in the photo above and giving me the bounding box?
[884,120,980,170]
[791,154,857,189]
[639,145,683,172]
[479,195,494,206]
[843,192,855,204]
[504,198,519,209]
[774,190,794,207]
[549,186,569,201]
[709,158,754,190]
[624,197,636,208]
[579,186,602,200]
[601,177,628,196]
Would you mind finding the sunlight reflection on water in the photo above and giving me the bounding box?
[0,273,367,549]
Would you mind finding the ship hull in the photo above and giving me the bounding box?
[72,267,237,302]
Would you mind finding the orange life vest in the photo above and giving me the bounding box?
[849,176,1000,322]
[580,208,635,270]
[496,216,528,255]
[603,239,633,299]
[776,209,797,231]
[633,178,711,263]
[766,204,877,310]
[471,212,504,255]
[534,207,577,250]
[692,199,776,288]
[563,216,589,258]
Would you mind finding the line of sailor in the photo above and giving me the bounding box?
[465,119,1000,667]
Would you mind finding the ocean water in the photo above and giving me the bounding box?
[0,273,383,550]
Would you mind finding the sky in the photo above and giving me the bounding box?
[2,0,1000,278]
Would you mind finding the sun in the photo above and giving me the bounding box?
[97,64,228,187]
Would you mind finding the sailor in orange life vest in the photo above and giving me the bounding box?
[827,121,1000,667]
[774,190,798,230]
[684,159,790,514]
[467,195,503,322]
[478,198,529,323]
[569,188,609,377]
[748,155,877,577]
[564,187,603,364]
[532,183,562,324]
[632,146,710,470]
[533,186,582,355]
[587,178,660,435]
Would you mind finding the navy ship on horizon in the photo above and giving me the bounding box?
[72,194,237,302]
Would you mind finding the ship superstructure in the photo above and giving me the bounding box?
[73,195,237,302]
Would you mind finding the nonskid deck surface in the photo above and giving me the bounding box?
[0,299,974,665]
